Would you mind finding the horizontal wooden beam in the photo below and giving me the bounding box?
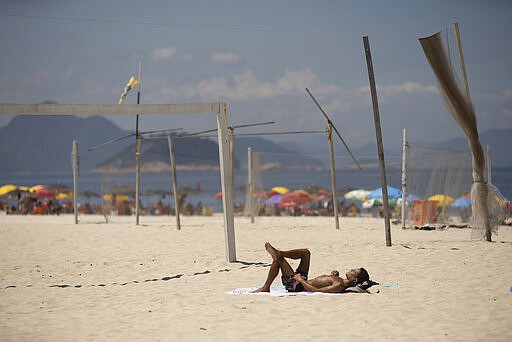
[0,103,224,115]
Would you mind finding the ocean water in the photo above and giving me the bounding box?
[1,167,510,212]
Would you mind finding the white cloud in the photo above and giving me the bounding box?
[196,69,327,102]
[150,47,177,62]
[210,52,240,65]
[380,82,438,95]
[144,69,444,122]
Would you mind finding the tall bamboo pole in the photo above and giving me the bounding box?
[363,35,392,246]
[217,104,236,262]
[229,126,235,215]
[168,136,181,230]
[401,128,407,229]
[327,124,340,229]
[72,140,79,224]
[453,23,491,241]
[135,62,142,225]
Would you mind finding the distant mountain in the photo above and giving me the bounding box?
[233,137,324,170]
[96,135,325,173]
[1,114,509,176]
[0,115,130,175]
[96,135,222,173]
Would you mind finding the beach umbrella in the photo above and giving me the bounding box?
[31,188,55,199]
[271,186,289,195]
[29,185,47,192]
[314,192,331,200]
[281,190,313,205]
[56,192,73,200]
[367,186,402,199]
[344,189,371,201]
[428,194,454,206]
[0,184,17,197]
[295,189,313,197]
[451,197,472,208]
[389,198,400,206]
[362,198,382,208]
[265,194,283,205]
[103,194,128,202]
[1,186,30,198]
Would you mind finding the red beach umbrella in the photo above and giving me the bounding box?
[31,188,56,199]
[281,190,313,206]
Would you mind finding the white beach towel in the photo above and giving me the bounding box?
[225,285,366,296]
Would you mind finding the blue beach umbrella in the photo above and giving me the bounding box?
[451,197,472,208]
[265,194,283,205]
[367,186,402,200]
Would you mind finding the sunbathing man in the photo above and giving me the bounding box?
[252,242,369,293]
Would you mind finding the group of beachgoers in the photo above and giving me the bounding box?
[0,197,211,217]
[1,197,70,215]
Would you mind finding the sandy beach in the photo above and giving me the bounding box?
[0,213,511,341]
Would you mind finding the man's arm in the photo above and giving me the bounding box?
[293,274,343,293]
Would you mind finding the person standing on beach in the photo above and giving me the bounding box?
[252,242,370,293]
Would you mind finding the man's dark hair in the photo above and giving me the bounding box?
[357,267,370,284]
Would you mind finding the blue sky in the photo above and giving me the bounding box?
[1,0,511,149]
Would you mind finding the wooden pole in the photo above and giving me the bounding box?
[327,124,340,229]
[363,35,392,247]
[229,125,235,215]
[72,140,79,224]
[135,134,141,224]
[401,128,407,229]
[248,147,255,223]
[453,23,491,241]
[168,136,181,230]
[217,104,236,262]
[135,62,142,225]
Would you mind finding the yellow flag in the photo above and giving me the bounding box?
[118,76,138,104]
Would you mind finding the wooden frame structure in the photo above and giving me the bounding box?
[0,102,237,262]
